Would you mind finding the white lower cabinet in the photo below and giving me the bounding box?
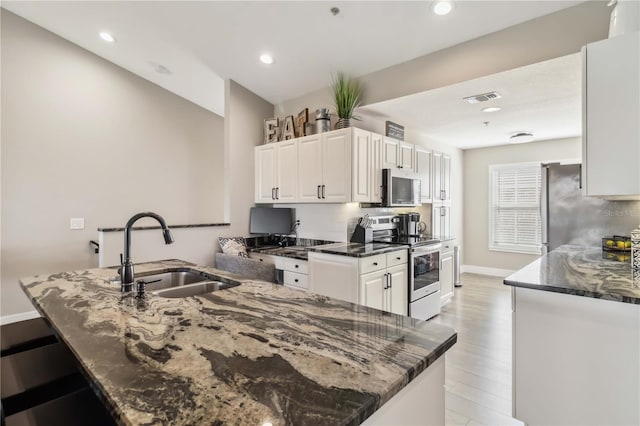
[248,253,309,291]
[309,249,408,315]
[439,242,455,306]
[512,287,640,426]
[308,252,360,303]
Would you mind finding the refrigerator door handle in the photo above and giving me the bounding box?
[540,165,549,254]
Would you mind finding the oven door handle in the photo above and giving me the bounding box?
[411,244,442,254]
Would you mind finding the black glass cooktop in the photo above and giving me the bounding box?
[373,235,440,247]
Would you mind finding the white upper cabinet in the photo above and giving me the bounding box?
[276,140,298,202]
[382,137,400,169]
[399,142,415,172]
[352,128,372,202]
[296,129,351,203]
[382,137,415,172]
[322,130,351,202]
[255,144,277,203]
[582,31,640,199]
[255,141,298,203]
[433,151,451,203]
[414,146,433,203]
[297,134,323,202]
[371,132,383,203]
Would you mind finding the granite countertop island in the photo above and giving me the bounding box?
[20,260,456,425]
[504,244,640,304]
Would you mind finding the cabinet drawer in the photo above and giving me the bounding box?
[283,271,308,290]
[386,250,408,268]
[441,241,455,254]
[280,257,308,274]
[248,253,276,264]
[359,254,387,274]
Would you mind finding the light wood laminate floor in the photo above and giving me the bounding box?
[431,273,524,426]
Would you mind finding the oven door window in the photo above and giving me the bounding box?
[413,251,439,291]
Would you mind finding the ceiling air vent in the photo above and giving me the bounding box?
[463,91,502,104]
[509,132,534,144]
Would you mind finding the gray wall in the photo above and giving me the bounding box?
[223,80,274,235]
[463,137,581,272]
[1,11,227,317]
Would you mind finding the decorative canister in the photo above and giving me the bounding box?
[315,108,331,133]
[631,225,640,270]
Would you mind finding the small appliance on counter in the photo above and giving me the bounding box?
[394,212,426,237]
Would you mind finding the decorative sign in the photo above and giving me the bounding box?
[264,118,279,144]
[282,116,296,140]
[295,108,308,137]
[385,121,404,140]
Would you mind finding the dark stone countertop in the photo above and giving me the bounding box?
[20,260,457,425]
[504,245,640,305]
[308,242,409,258]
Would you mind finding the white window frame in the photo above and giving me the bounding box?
[488,162,542,255]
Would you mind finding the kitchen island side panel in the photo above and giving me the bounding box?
[513,286,640,425]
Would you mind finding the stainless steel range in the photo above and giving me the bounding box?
[369,215,442,321]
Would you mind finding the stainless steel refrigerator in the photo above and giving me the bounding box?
[541,163,640,254]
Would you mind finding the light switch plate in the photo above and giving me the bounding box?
[70,217,85,230]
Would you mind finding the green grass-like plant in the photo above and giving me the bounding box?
[331,72,362,119]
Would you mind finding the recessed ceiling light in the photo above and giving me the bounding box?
[99,32,116,43]
[150,62,172,75]
[482,106,502,113]
[433,1,455,16]
[260,54,274,65]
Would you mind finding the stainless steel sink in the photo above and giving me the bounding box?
[152,281,239,298]
[135,269,215,291]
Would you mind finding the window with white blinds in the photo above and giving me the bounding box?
[489,162,542,255]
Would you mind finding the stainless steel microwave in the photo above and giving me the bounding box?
[381,168,421,207]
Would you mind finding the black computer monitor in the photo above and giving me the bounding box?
[249,207,292,235]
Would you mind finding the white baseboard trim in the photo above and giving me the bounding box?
[461,265,515,278]
[0,310,41,326]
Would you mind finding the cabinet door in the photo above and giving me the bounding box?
[415,146,432,202]
[441,154,451,201]
[322,130,351,202]
[352,128,371,202]
[399,142,415,172]
[275,140,297,202]
[440,250,454,305]
[255,144,277,203]
[432,151,443,201]
[387,264,408,316]
[584,32,640,197]
[308,253,359,303]
[297,135,323,202]
[441,205,451,237]
[359,269,386,311]
[432,205,442,238]
[382,137,400,169]
[371,132,383,203]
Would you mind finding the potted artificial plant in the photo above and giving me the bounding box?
[331,72,362,129]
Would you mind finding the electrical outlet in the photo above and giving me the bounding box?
[70,218,85,230]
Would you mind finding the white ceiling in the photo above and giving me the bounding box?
[359,52,582,149]
[3,0,585,118]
